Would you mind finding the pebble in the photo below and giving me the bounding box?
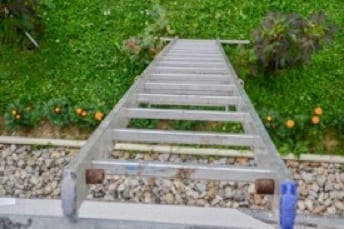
[0,144,343,218]
[302,173,314,184]
[248,183,255,195]
[165,193,175,204]
[305,198,313,211]
[298,201,306,211]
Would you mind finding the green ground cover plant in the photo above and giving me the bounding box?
[1,0,343,155]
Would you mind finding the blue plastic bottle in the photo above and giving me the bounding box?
[280,181,297,229]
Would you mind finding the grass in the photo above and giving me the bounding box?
[1,0,343,154]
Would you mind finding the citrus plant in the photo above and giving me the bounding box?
[4,100,40,129]
[262,106,326,155]
[44,98,71,126]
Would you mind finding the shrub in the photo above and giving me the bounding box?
[44,97,71,126]
[251,11,336,74]
[4,100,41,129]
[124,3,174,64]
[262,106,325,155]
[70,104,105,127]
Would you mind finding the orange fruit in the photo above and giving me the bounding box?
[265,115,273,122]
[11,110,17,116]
[314,107,323,116]
[285,119,295,128]
[94,111,104,121]
[15,114,21,120]
[311,116,320,125]
[76,108,83,115]
[54,107,61,114]
[81,110,87,117]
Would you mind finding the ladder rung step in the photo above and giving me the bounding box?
[150,73,232,83]
[171,47,218,51]
[165,53,222,57]
[151,73,231,81]
[137,94,240,106]
[127,108,248,122]
[144,89,233,96]
[91,160,276,181]
[155,66,228,74]
[157,61,226,67]
[167,50,219,54]
[144,82,236,91]
[113,129,257,147]
[162,57,223,62]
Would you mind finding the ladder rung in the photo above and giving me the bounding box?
[144,82,236,91]
[157,61,226,67]
[150,73,232,82]
[91,160,276,181]
[127,108,248,122]
[167,50,219,55]
[171,47,218,51]
[165,53,222,57]
[162,57,223,62]
[137,94,240,106]
[144,89,233,96]
[155,66,228,74]
[113,129,257,147]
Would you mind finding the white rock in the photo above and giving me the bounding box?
[311,183,319,193]
[327,206,336,215]
[305,199,313,211]
[302,173,314,184]
[297,201,306,211]
[335,201,344,211]
[248,183,255,195]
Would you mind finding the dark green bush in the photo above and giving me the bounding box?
[252,11,336,74]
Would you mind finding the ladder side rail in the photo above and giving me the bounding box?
[216,40,297,229]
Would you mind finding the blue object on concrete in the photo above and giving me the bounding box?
[280,181,298,229]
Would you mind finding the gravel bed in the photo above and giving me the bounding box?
[0,144,343,217]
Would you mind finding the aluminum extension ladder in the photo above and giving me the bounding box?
[60,39,297,228]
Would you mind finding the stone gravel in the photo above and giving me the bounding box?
[0,144,343,217]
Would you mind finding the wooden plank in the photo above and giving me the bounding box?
[113,129,257,147]
[127,108,248,122]
[137,94,240,106]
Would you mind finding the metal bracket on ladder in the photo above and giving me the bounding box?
[60,38,297,228]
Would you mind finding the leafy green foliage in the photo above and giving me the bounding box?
[262,106,328,155]
[252,11,336,73]
[44,97,71,126]
[124,3,173,65]
[4,100,41,129]
[332,115,344,140]
[0,0,343,155]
